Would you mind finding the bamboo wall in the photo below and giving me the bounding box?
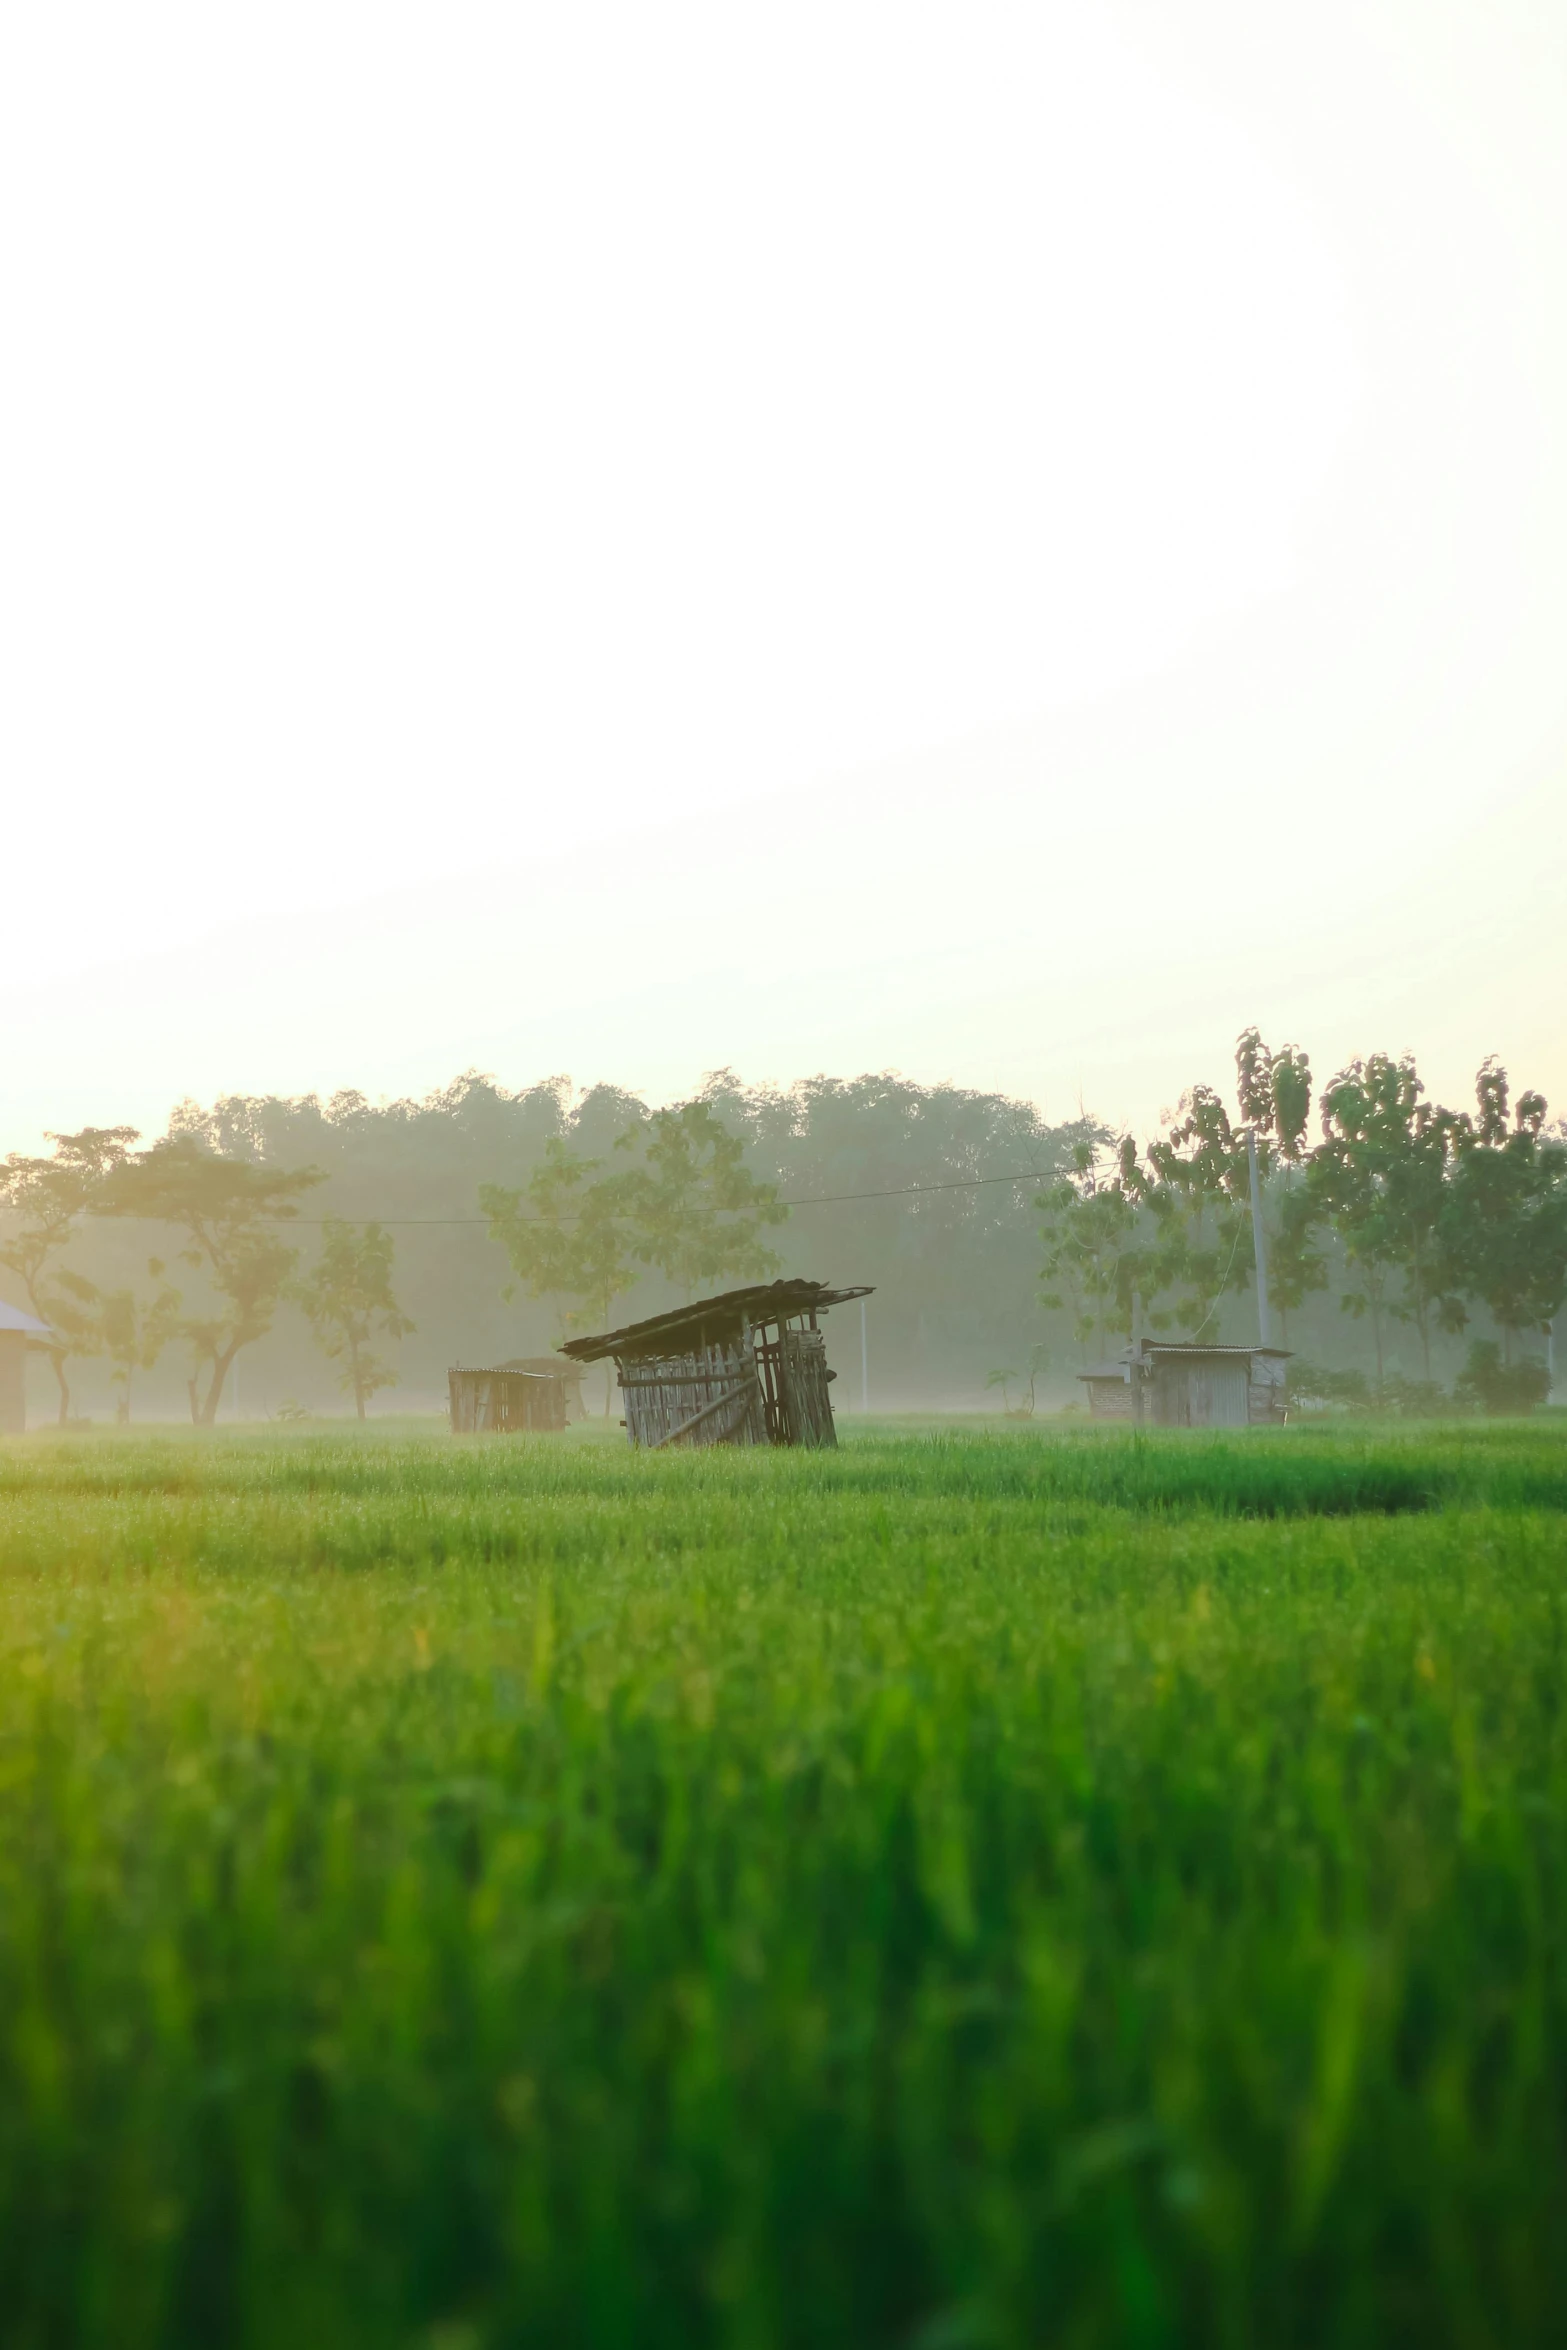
[619,1340,768,1449]
[448,1367,569,1434]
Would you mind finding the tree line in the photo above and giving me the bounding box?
[0,1101,790,1424]
[1039,1030,1567,1414]
[2,1043,1562,1422]
[0,1071,1079,1421]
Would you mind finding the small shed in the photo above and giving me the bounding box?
[497,1356,587,1422]
[560,1279,872,1450]
[1079,1359,1137,1421]
[448,1361,573,1434]
[1080,1341,1290,1428]
[0,1301,53,1436]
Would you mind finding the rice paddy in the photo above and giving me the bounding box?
[2,1419,1564,2348]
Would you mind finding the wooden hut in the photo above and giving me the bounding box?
[0,1301,53,1435]
[448,1361,573,1434]
[560,1279,872,1450]
[498,1356,587,1421]
[1078,1358,1137,1421]
[1080,1340,1289,1428]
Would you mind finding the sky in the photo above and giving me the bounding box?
[3,0,1563,1153]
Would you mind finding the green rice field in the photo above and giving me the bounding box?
[3,1418,1566,2348]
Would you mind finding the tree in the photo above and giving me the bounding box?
[483,1103,785,1412]
[701,1070,1087,1404]
[481,1138,645,1413]
[0,1128,139,1421]
[1144,1089,1258,1340]
[1441,1061,1567,1365]
[102,1137,323,1424]
[295,1220,413,1418]
[616,1102,787,1299]
[1308,1054,1465,1385]
[1233,1028,1324,1341]
[1037,1137,1141,1361]
[50,1262,182,1424]
[984,1343,1049,1417]
[1454,1338,1552,1416]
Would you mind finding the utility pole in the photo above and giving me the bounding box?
[860,1296,869,1414]
[1245,1128,1273,1349]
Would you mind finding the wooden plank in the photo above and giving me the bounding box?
[647,1377,757,1450]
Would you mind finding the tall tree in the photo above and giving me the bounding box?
[1441,1061,1567,1365]
[481,1139,645,1414]
[1233,1028,1324,1342]
[1037,1136,1156,1360]
[1144,1087,1257,1339]
[51,1262,183,1424]
[102,1137,323,1424]
[0,1128,139,1421]
[295,1220,413,1418]
[1310,1054,1464,1382]
[616,1102,787,1299]
[483,1103,786,1411]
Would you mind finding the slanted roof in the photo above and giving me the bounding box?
[560,1279,873,1365]
[0,1301,53,1337]
[1140,1342,1291,1361]
[1079,1341,1292,1383]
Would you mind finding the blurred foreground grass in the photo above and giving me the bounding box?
[2,1421,1565,2348]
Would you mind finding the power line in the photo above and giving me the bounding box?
[93,1165,1061,1229]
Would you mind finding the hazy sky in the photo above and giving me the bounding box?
[4,0,1563,1151]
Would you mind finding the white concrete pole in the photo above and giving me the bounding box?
[1246,1128,1274,1349]
[860,1297,869,1414]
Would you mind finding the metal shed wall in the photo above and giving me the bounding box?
[1151,1357,1251,1428]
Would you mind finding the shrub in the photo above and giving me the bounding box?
[1285,1360,1371,1413]
[1455,1340,1551,1417]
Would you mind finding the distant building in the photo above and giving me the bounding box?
[560,1279,872,1450]
[0,1301,54,1435]
[497,1357,587,1421]
[448,1361,575,1434]
[1080,1340,1289,1428]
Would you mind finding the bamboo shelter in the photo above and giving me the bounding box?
[560,1280,872,1451]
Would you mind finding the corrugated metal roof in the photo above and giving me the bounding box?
[0,1301,53,1336]
[1078,1340,1291,1381]
[1141,1342,1291,1359]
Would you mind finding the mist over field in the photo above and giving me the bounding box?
[4,12,1567,2339]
